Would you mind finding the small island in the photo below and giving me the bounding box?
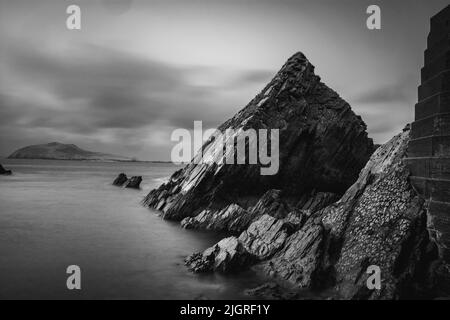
[8,142,133,162]
[0,164,12,175]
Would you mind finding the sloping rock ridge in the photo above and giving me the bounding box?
[186,128,445,299]
[144,52,374,225]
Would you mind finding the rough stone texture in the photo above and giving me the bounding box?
[180,189,309,234]
[113,173,128,186]
[186,128,445,299]
[124,176,142,189]
[239,214,294,260]
[181,204,250,233]
[185,237,253,273]
[319,128,437,299]
[0,164,12,175]
[405,5,450,262]
[143,52,374,224]
[262,218,324,289]
[185,210,308,274]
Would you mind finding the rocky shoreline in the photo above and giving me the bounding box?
[184,126,447,299]
[143,52,450,299]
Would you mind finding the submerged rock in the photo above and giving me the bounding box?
[113,173,128,186]
[0,164,12,175]
[124,176,142,189]
[144,52,374,225]
[113,174,142,189]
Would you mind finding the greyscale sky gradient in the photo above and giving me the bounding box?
[0,0,448,160]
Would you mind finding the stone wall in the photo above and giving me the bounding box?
[406,5,450,261]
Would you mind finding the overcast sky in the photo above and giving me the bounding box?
[0,0,448,160]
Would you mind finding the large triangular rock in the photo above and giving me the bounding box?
[144,52,374,224]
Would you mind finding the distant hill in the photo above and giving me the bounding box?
[8,142,133,161]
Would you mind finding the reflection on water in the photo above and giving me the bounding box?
[0,159,266,299]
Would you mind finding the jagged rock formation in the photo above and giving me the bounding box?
[124,176,142,189]
[180,190,293,233]
[144,52,374,227]
[186,128,442,299]
[113,173,128,186]
[0,164,12,175]
[185,237,254,273]
[113,173,142,189]
[8,142,132,161]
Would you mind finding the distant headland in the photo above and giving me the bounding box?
[7,142,135,162]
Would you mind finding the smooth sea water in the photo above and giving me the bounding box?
[0,159,266,300]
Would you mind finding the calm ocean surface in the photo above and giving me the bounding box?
[0,159,266,299]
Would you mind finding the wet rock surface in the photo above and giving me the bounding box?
[143,52,374,223]
[124,176,142,189]
[113,174,142,189]
[113,173,128,186]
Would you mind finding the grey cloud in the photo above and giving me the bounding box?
[232,69,275,86]
[0,40,272,157]
[353,78,417,105]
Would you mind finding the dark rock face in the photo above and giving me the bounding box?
[185,210,311,274]
[0,164,12,175]
[180,190,295,233]
[262,218,324,289]
[124,176,142,189]
[186,128,443,299]
[185,237,254,273]
[144,52,374,223]
[113,174,142,189]
[113,173,128,186]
